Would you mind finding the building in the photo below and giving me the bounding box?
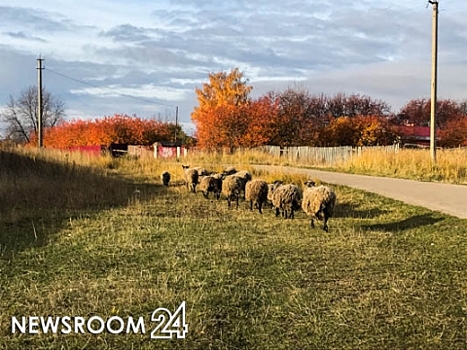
[395,125,440,148]
[153,141,187,159]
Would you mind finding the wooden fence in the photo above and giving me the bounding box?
[256,144,400,166]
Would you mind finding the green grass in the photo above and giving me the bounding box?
[1,149,467,349]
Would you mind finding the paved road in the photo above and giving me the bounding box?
[252,165,467,219]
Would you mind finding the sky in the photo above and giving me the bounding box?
[0,1,466,135]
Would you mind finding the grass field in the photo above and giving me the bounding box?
[1,147,467,349]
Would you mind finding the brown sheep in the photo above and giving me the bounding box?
[182,165,199,193]
[271,184,302,219]
[245,179,269,214]
[301,180,337,232]
[221,175,243,209]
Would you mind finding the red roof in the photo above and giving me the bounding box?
[397,126,428,137]
[396,126,440,138]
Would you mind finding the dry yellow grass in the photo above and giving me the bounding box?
[182,147,467,184]
[337,148,467,184]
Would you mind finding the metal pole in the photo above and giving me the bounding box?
[429,1,438,163]
[37,57,44,148]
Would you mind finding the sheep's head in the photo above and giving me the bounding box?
[269,180,283,193]
[304,180,316,187]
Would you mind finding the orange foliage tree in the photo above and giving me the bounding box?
[39,114,183,148]
[318,115,397,146]
[241,95,279,147]
[191,68,254,150]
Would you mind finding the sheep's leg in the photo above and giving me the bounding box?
[258,202,263,214]
[227,197,231,208]
[235,195,239,209]
[290,210,294,219]
[203,191,208,199]
[310,218,315,228]
[323,216,329,232]
[250,200,253,211]
[275,208,280,217]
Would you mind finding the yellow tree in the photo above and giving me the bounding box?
[191,68,253,150]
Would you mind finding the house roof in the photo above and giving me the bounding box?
[396,126,440,139]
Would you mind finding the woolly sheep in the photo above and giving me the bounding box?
[182,165,199,193]
[211,173,224,197]
[267,180,284,205]
[245,179,269,214]
[232,170,252,199]
[199,175,221,199]
[160,171,171,187]
[192,166,209,176]
[221,175,243,209]
[271,183,302,219]
[301,180,337,232]
[222,166,237,176]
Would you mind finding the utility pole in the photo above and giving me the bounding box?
[428,0,438,163]
[37,56,44,148]
[175,106,179,143]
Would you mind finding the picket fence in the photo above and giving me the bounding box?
[255,144,400,166]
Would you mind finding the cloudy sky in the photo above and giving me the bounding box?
[1,1,466,135]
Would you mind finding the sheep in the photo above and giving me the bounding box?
[233,170,252,183]
[245,179,269,214]
[222,166,237,176]
[301,180,337,232]
[221,175,243,209]
[232,170,252,199]
[267,180,284,205]
[182,165,199,193]
[160,171,171,187]
[211,173,224,198]
[199,175,221,199]
[271,183,302,219]
[192,166,209,176]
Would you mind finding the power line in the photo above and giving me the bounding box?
[44,67,176,109]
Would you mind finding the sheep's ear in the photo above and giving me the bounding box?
[304,180,316,187]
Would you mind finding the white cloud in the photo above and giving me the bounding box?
[70,84,190,102]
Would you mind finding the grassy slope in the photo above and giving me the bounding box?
[1,149,467,349]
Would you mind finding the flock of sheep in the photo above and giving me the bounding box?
[160,165,337,232]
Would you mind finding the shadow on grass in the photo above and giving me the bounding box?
[334,202,389,219]
[362,213,444,232]
[0,150,162,259]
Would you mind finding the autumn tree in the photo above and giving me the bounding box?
[324,93,391,118]
[319,115,397,147]
[438,116,467,147]
[394,98,464,128]
[41,114,185,148]
[265,88,317,147]
[241,95,279,147]
[1,85,65,143]
[191,68,253,150]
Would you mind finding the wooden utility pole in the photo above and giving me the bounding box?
[428,0,438,163]
[37,57,44,148]
[175,106,179,142]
